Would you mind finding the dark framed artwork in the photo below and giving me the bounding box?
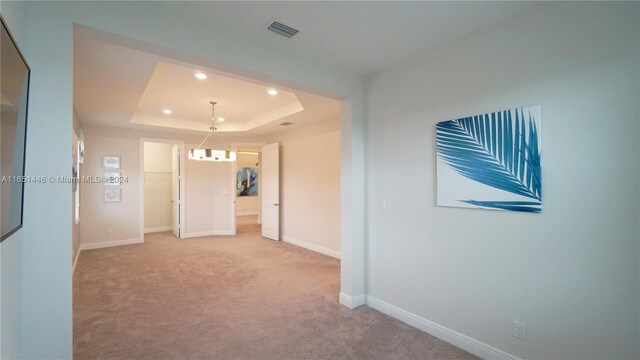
[1,16,31,241]
[236,167,258,197]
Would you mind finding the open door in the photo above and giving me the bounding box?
[261,143,279,240]
[171,144,181,237]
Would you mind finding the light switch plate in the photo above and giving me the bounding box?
[379,198,387,210]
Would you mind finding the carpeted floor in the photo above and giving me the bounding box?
[236,215,261,236]
[73,223,477,359]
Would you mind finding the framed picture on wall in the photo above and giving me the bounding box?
[236,167,258,196]
[103,172,121,187]
[436,105,542,213]
[103,155,120,170]
[103,188,121,203]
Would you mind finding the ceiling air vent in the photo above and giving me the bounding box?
[267,21,299,38]
[280,122,294,127]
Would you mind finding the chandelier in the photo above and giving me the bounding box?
[188,101,236,162]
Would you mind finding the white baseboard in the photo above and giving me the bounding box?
[183,230,236,238]
[79,238,143,250]
[365,295,519,360]
[339,292,366,309]
[72,247,81,274]
[282,236,340,259]
[236,211,258,216]
[144,226,172,233]
[183,231,214,238]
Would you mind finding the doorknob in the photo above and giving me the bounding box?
[273,203,279,206]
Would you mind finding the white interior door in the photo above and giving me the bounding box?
[171,145,180,237]
[261,143,279,240]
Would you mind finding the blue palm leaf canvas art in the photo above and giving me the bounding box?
[436,105,542,213]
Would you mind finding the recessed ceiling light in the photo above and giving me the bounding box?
[267,88,278,96]
[194,72,207,80]
[216,117,225,122]
[163,109,172,115]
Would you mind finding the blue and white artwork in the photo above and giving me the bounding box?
[436,105,542,213]
[236,167,258,196]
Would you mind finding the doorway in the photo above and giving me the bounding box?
[140,139,186,240]
[232,143,281,240]
[234,147,261,236]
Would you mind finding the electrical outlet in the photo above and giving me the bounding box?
[379,198,387,210]
[513,321,526,340]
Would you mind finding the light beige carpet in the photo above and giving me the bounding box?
[74,229,477,360]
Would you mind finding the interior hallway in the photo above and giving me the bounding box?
[236,214,260,236]
[73,229,476,359]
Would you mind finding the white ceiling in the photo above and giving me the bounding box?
[169,1,536,75]
[74,2,536,134]
[132,62,305,132]
[74,36,340,135]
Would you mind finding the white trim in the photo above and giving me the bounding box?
[79,238,143,250]
[283,236,340,259]
[183,231,215,238]
[339,292,366,309]
[230,156,238,236]
[72,248,81,274]
[139,140,144,241]
[236,211,258,216]
[144,226,173,233]
[183,230,236,239]
[365,295,520,360]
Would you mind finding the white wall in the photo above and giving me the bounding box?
[143,142,172,232]
[80,128,141,245]
[365,3,639,359]
[235,152,260,216]
[0,236,20,359]
[184,156,234,236]
[269,119,341,257]
[236,196,260,216]
[4,2,75,357]
[143,142,172,172]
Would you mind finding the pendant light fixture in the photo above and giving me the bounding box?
[188,101,236,162]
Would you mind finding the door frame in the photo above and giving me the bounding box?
[139,138,187,241]
[231,142,266,236]
[258,143,279,240]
